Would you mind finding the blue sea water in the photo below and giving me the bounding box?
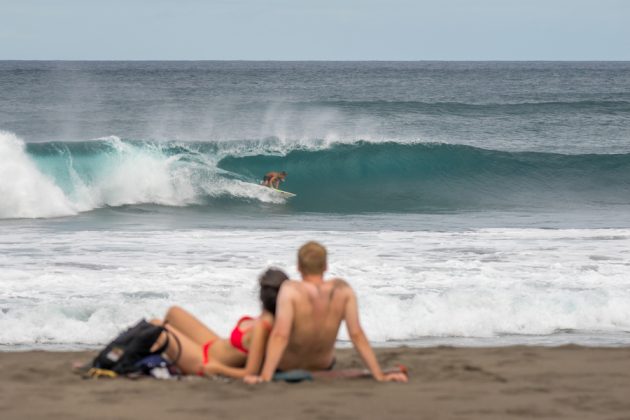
[1,61,630,349]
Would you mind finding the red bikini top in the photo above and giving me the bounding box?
[230,316,272,354]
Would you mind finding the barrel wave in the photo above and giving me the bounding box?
[218,141,630,212]
[4,132,630,218]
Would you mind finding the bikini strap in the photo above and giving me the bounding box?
[236,316,254,328]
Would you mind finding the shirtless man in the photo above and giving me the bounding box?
[261,171,287,189]
[245,241,408,383]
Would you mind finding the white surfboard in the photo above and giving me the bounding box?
[253,182,296,198]
[271,188,296,198]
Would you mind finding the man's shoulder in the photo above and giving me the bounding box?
[283,278,353,294]
[329,277,352,290]
[327,278,354,301]
[329,277,350,286]
[284,278,352,293]
[281,280,305,294]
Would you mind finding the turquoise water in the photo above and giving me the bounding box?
[15,138,630,215]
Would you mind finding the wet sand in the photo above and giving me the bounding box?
[1,346,630,419]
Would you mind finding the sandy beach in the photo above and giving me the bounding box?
[1,346,629,419]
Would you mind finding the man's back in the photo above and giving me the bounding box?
[277,278,349,371]
[250,241,407,383]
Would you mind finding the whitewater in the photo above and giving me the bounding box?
[3,223,630,349]
[1,61,630,349]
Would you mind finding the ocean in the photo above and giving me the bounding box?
[1,61,630,350]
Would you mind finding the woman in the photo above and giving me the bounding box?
[152,268,288,378]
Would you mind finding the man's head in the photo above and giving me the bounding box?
[280,171,287,179]
[298,241,327,276]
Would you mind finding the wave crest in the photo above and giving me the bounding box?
[5,134,630,218]
[0,132,77,218]
[218,141,630,212]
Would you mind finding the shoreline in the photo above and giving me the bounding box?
[1,346,629,419]
[5,330,630,352]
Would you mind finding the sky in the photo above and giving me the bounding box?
[1,0,629,60]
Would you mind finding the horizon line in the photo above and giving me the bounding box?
[2,59,630,63]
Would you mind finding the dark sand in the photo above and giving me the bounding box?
[1,346,630,419]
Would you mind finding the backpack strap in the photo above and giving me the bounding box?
[154,328,170,355]
[169,331,182,364]
[156,321,182,365]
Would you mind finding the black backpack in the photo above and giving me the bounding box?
[92,319,178,375]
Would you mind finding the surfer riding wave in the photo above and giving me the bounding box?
[261,171,287,189]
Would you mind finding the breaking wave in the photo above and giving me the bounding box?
[3,131,630,218]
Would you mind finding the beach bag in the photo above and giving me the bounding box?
[92,319,173,375]
[133,354,181,379]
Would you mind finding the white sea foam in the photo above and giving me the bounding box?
[77,136,200,208]
[1,227,630,348]
[1,131,455,220]
[0,132,77,218]
[0,133,288,219]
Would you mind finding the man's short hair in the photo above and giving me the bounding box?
[298,241,327,275]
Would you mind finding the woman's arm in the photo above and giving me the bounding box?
[203,361,246,378]
[244,285,294,383]
[243,318,272,375]
[257,285,294,381]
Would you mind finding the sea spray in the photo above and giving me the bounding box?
[8,136,630,218]
[0,132,76,218]
[2,134,289,219]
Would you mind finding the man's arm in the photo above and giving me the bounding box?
[343,285,407,382]
[246,283,295,383]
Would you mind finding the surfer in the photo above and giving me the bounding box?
[261,171,287,189]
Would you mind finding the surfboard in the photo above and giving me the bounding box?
[253,182,296,198]
[271,188,296,198]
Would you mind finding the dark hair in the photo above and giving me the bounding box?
[259,268,289,314]
[281,171,287,176]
